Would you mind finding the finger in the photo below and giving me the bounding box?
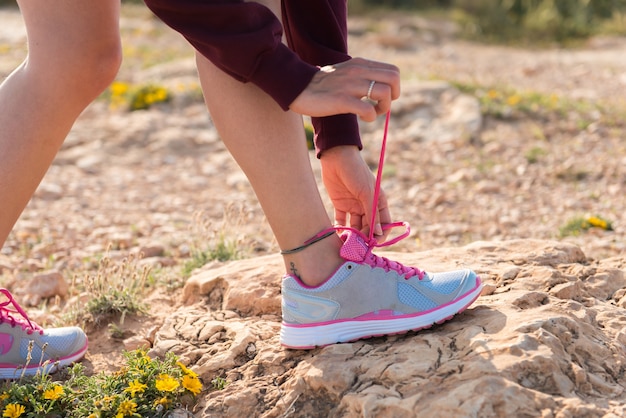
[293,58,399,120]
[332,58,400,102]
[351,58,401,100]
[349,213,363,231]
[334,208,347,227]
[350,97,379,122]
[375,191,392,243]
[363,206,383,240]
[366,82,393,116]
[352,57,400,82]
[367,71,400,101]
[363,188,391,243]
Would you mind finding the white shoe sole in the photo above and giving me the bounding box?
[280,276,482,349]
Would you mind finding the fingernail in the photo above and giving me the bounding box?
[375,224,383,236]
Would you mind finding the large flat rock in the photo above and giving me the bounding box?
[150,239,626,417]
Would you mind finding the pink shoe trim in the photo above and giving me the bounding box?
[0,288,44,334]
[353,310,398,320]
[0,339,88,370]
[284,263,345,290]
[283,276,482,329]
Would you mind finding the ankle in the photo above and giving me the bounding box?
[282,234,344,287]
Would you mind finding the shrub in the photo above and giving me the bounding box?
[350,0,626,44]
[0,350,205,417]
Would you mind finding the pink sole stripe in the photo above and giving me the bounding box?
[0,341,88,371]
[280,276,483,349]
[283,276,482,330]
[342,290,481,345]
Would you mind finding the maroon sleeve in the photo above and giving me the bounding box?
[282,0,362,157]
[144,0,319,111]
[145,0,362,157]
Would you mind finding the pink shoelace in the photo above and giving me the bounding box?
[339,221,425,280]
[0,289,43,335]
[306,111,425,280]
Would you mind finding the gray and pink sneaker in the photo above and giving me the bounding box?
[280,224,482,349]
[281,111,482,349]
[0,289,88,378]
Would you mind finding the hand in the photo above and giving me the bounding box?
[289,57,400,122]
[320,145,391,241]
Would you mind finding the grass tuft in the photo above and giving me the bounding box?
[71,250,151,326]
[181,207,249,277]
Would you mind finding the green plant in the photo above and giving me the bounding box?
[76,251,151,324]
[182,237,238,277]
[475,86,559,119]
[452,0,626,44]
[106,81,170,111]
[349,0,626,45]
[108,323,126,340]
[181,232,240,278]
[450,81,622,128]
[181,208,249,277]
[210,376,228,391]
[559,215,613,237]
[0,350,205,417]
[524,146,547,164]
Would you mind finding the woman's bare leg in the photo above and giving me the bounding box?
[195,52,344,286]
[0,0,122,245]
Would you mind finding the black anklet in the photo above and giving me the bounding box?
[280,230,336,255]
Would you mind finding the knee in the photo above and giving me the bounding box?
[36,36,123,102]
[78,38,123,97]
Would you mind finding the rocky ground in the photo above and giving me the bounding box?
[1,4,626,417]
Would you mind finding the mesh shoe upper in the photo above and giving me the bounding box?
[280,228,482,348]
[0,289,88,377]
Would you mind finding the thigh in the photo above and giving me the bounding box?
[16,0,121,65]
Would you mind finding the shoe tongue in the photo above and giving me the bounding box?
[339,230,370,262]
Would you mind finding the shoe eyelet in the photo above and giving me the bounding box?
[346,264,353,270]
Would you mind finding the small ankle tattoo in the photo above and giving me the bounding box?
[289,262,300,279]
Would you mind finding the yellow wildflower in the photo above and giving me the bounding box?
[98,395,116,409]
[156,374,180,392]
[153,397,171,408]
[154,88,168,102]
[506,94,521,106]
[177,362,198,378]
[587,216,609,230]
[487,89,499,99]
[115,366,129,377]
[116,400,137,417]
[125,380,148,397]
[0,393,8,402]
[43,384,64,401]
[182,375,203,395]
[549,94,559,107]
[110,81,129,97]
[3,403,25,418]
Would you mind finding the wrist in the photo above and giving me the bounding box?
[319,145,360,161]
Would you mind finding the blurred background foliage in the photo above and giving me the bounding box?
[349,0,626,44]
[1,0,624,45]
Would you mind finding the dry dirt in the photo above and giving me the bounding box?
[1,2,626,398]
